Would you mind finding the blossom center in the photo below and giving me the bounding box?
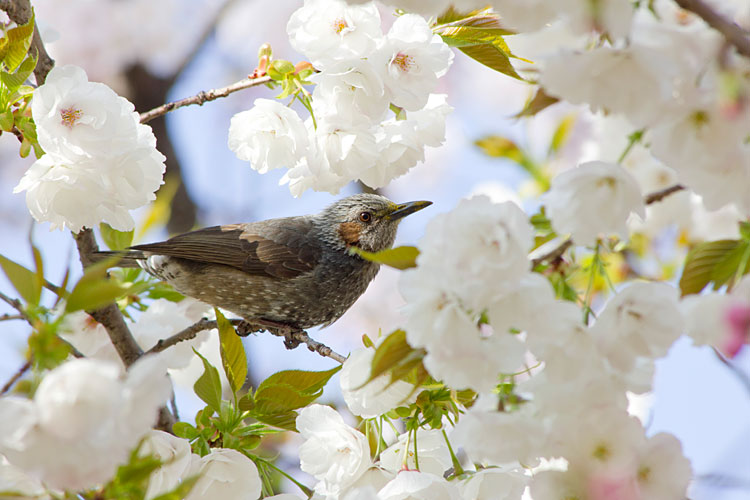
[332,18,348,34]
[392,52,415,73]
[592,442,611,461]
[60,106,84,128]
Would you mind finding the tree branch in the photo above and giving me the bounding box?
[0,361,30,395]
[674,0,750,58]
[139,75,273,124]
[146,317,347,364]
[74,229,143,367]
[643,183,685,205]
[712,347,750,396]
[0,0,55,83]
[530,239,573,269]
[144,317,236,355]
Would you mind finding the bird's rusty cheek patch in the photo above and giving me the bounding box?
[338,222,362,247]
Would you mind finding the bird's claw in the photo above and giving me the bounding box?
[236,320,263,337]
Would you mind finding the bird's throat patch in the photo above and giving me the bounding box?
[338,222,362,247]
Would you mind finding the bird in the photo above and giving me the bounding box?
[101,193,431,334]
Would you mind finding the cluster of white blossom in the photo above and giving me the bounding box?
[525,0,750,215]
[395,195,693,499]
[228,0,453,196]
[0,357,171,490]
[291,404,527,500]
[13,65,166,232]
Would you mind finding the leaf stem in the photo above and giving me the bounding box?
[441,429,464,476]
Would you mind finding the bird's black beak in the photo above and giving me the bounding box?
[386,200,433,221]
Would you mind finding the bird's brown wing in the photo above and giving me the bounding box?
[130,217,321,280]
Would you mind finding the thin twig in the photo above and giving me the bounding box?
[145,317,347,363]
[145,318,232,355]
[530,239,573,269]
[712,347,750,396]
[281,329,347,364]
[0,313,24,321]
[0,361,31,395]
[530,183,688,268]
[674,0,750,58]
[644,184,686,205]
[166,0,240,87]
[139,75,273,124]
[0,290,26,317]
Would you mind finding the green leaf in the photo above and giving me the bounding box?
[0,109,14,132]
[437,26,516,47]
[458,43,525,80]
[172,421,199,440]
[146,282,185,302]
[739,221,750,241]
[370,329,414,382]
[530,209,552,233]
[710,241,750,290]
[349,245,419,270]
[256,365,341,397]
[238,392,255,412]
[475,135,524,162]
[65,258,132,313]
[3,13,35,72]
[0,254,41,305]
[0,53,36,92]
[251,410,298,432]
[99,223,134,251]
[267,59,295,81]
[513,87,560,118]
[549,115,575,155]
[254,384,320,413]
[150,476,199,500]
[192,348,223,413]
[215,308,247,394]
[679,240,743,296]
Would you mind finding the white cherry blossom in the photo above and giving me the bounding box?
[228,98,310,173]
[590,282,684,372]
[297,404,371,497]
[544,161,645,246]
[14,65,165,232]
[375,14,454,111]
[287,0,382,68]
[340,347,415,418]
[186,448,261,500]
[0,357,171,490]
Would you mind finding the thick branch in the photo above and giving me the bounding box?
[74,229,143,367]
[674,0,750,57]
[139,75,273,124]
[0,0,55,84]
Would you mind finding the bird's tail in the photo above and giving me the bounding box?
[90,250,146,268]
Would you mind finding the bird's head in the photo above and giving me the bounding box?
[317,193,432,253]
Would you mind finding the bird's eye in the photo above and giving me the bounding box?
[359,211,373,223]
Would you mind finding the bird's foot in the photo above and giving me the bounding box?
[251,318,304,349]
[236,320,263,337]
